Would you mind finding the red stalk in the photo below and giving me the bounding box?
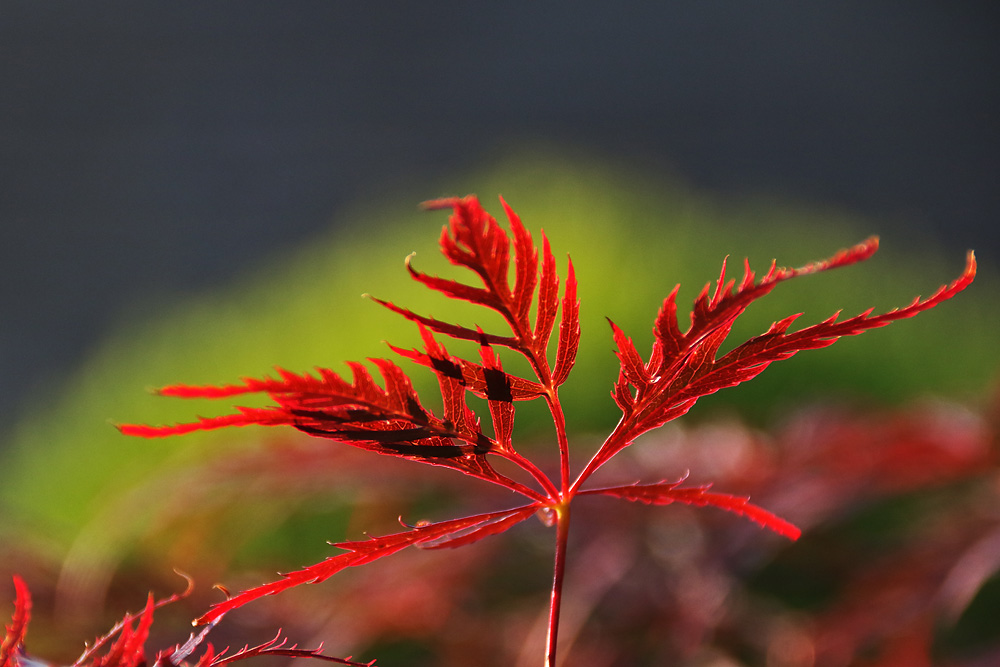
[545,502,571,667]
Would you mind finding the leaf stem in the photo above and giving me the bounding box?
[486,469,552,504]
[499,449,561,500]
[545,392,572,496]
[545,502,571,667]
[570,415,629,494]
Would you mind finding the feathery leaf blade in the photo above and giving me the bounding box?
[418,505,539,550]
[501,195,538,326]
[580,480,800,540]
[119,359,547,497]
[116,407,294,438]
[420,196,513,307]
[579,240,974,490]
[609,319,648,389]
[552,257,580,387]
[367,295,518,349]
[404,254,500,310]
[194,507,538,626]
[669,236,880,376]
[681,249,978,403]
[650,285,683,371]
[532,233,561,357]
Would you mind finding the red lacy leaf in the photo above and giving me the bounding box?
[120,196,584,503]
[551,257,580,387]
[417,196,515,314]
[580,242,976,480]
[500,196,538,326]
[532,234,560,360]
[0,575,370,667]
[609,319,647,390]
[118,360,546,499]
[194,505,539,626]
[579,479,801,540]
[417,505,538,550]
[1,576,30,667]
[381,196,576,385]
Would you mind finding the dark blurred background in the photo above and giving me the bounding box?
[2,1,998,435]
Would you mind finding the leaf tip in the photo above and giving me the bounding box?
[964,249,977,277]
[420,197,463,211]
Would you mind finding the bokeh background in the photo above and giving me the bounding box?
[2,3,999,665]
[3,2,999,433]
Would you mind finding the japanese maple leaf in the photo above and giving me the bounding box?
[1,576,374,667]
[120,195,975,666]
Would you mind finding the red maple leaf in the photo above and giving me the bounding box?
[1,575,374,667]
[119,195,975,665]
